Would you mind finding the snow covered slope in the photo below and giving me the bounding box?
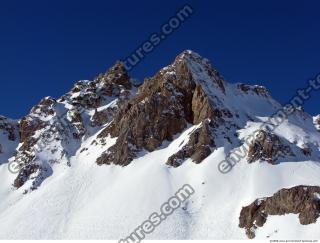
[0,50,319,240]
[0,116,19,166]
[314,115,320,131]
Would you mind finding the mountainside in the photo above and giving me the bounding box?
[0,116,19,167]
[0,50,319,240]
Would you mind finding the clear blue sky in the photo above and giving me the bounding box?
[0,0,319,119]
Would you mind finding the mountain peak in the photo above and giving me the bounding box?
[157,50,226,95]
[95,51,233,167]
[95,61,131,90]
[173,49,215,72]
[175,49,203,60]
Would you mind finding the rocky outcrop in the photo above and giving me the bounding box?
[19,116,45,144]
[302,144,312,156]
[247,130,293,164]
[12,62,134,190]
[167,120,215,167]
[90,109,109,127]
[96,61,131,90]
[0,116,19,165]
[314,115,320,131]
[67,80,102,109]
[13,163,40,188]
[237,84,270,98]
[19,97,57,143]
[96,51,230,166]
[0,116,19,142]
[60,61,132,110]
[13,97,63,189]
[96,83,189,166]
[68,108,86,139]
[239,185,320,239]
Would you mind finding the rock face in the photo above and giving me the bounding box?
[13,163,43,189]
[237,83,269,97]
[0,116,18,142]
[13,97,66,190]
[167,120,214,167]
[12,61,134,190]
[90,109,110,127]
[247,130,293,164]
[302,144,312,156]
[239,185,320,239]
[96,50,230,166]
[59,62,132,110]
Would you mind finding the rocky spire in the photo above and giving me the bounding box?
[95,61,132,90]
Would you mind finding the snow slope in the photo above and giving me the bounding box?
[0,117,19,167]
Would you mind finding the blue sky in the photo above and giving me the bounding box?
[0,0,319,118]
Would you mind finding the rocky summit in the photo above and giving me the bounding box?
[0,50,319,240]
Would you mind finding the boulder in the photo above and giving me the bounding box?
[247,130,293,164]
[239,185,320,238]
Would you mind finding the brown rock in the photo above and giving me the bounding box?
[0,116,18,141]
[96,61,131,90]
[96,130,136,166]
[237,83,251,93]
[192,85,214,124]
[167,121,215,167]
[247,130,293,164]
[253,86,269,97]
[237,84,269,97]
[68,109,86,139]
[91,109,109,127]
[96,51,230,167]
[30,97,57,116]
[19,117,45,143]
[239,185,320,239]
[13,163,40,188]
[302,145,312,156]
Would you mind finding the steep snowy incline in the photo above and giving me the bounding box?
[314,115,320,131]
[0,116,20,206]
[0,116,19,166]
[0,120,319,239]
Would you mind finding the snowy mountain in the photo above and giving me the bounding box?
[0,50,319,240]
